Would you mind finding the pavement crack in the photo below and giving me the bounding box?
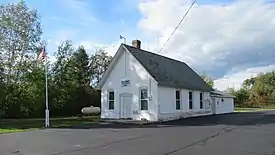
[11,150,23,155]
[51,134,152,155]
[164,127,237,155]
[164,133,221,155]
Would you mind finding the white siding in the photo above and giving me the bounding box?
[214,97,234,114]
[157,86,212,121]
[101,47,158,121]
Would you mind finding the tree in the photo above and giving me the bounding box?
[90,49,112,87]
[225,87,235,95]
[50,40,75,116]
[0,1,43,117]
[200,73,214,87]
[0,0,115,118]
[242,77,256,89]
[227,71,275,108]
[248,72,275,106]
[233,88,249,107]
[0,0,42,83]
[0,67,5,112]
[68,45,95,113]
[72,46,91,87]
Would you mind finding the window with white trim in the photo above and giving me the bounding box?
[200,92,203,109]
[108,91,114,110]
[189,91,193,109]
[140,88,148,110]
[176,90,181,110]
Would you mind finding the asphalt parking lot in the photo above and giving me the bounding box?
[1,111,275,155]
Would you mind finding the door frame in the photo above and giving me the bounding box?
[119,93,132,119]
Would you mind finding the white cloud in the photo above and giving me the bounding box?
[77,41,122,56]
[75,36,163,57]
[58,0,96,24]
[137,0,275,89]
[75,38,160,57]
[214,65,275,91]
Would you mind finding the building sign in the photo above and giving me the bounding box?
[121,79,130,87]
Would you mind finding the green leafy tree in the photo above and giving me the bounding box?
[248,72,275,106]
[50,40,75,116]
[66,45,94,114]
[0,1,43,117]
[0,0,114,118]
[0,67,5,116]
[242,77,256,89]
[72,46,91,87]
[0,1,42,83]
[200,73,214,87]
[228,71,275,108]
[90,49,112,87]
[234,88,250,107]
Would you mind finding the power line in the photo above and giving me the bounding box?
[159,0,197,52]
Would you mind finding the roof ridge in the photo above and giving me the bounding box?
[123,44,188,66]
[123,43,214,92]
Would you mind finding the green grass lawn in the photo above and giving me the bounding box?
[235,105,275,112]
[0,116,99,134]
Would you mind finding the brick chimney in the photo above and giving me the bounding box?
[132,40,141,49]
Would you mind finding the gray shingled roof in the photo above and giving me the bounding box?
[210,90,235,98]
[124,44,214,92]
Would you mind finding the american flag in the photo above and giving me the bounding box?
[38,46,46,60]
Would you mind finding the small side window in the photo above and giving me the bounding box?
[176,90,181,110]
[140,88,148,110]
[189,91,193,109]
[108,91,114,110]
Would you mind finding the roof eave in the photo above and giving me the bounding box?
[158,82,214,92]
[97,44,124,89]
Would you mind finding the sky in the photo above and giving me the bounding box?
[2,0,275,91]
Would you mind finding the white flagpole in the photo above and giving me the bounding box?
[45,48,50,127]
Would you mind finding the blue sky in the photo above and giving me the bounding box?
[3,0,145,54]
[3,0,275,90]
[38,0,142,46]
[2,0,236,54]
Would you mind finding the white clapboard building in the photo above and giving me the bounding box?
[97,40,234,122]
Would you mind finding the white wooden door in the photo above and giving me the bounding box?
[120,94,132,118]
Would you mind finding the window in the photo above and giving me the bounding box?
[140,88,148,110]
[108,91,114,110]
[200,92,203,109]
[176,90,181,110]
[189,91,193,109]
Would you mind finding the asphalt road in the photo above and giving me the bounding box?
[1,111,275,155]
